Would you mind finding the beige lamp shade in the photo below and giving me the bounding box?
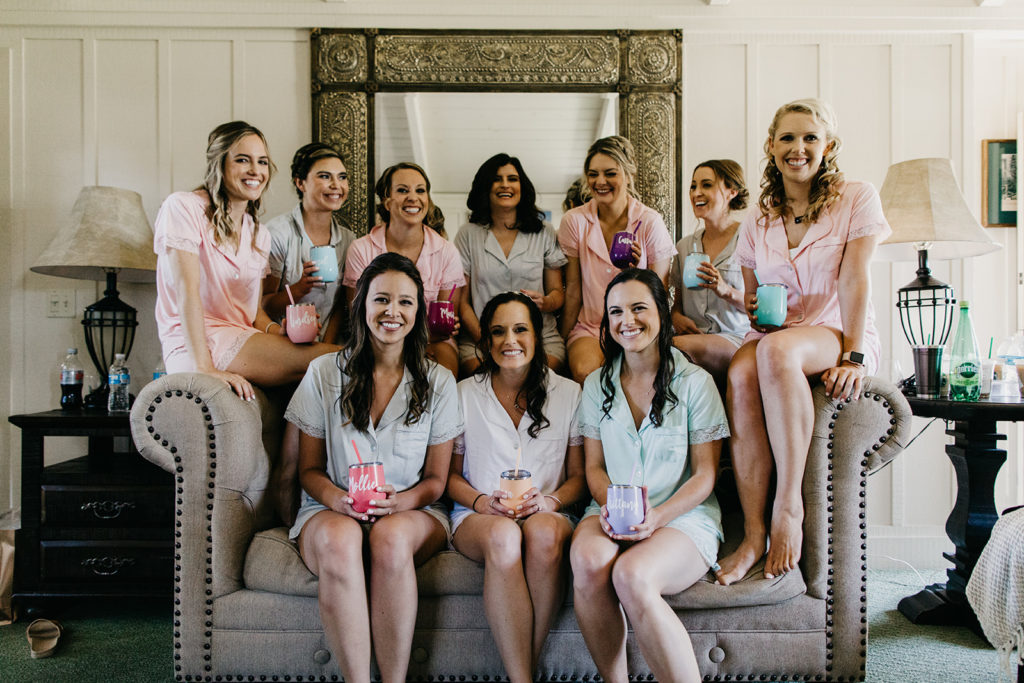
[875,158,1000,262]
[31,186,157,283]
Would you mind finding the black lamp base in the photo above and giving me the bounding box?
[84,385,109,412]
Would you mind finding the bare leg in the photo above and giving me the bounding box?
[368,510,447,683]
[755,326,841,578]
[715,340,770,585]
[671,334,740,384]
[228,333,341,386]
[569,517,628,682]
[453,515,534,683]
[427,341,460,377]
[521,512,573,669]
[613,528,709,683]
[271,422,301,526]
[567,337,604,385]
[459,356,481,379]
[298,511,371,683]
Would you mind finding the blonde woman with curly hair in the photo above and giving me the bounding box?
[558,135,676,384]
[714,99,891,586]
[154,121,342,401]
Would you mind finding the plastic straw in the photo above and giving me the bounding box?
[351,439,363,465]
[447,283,457,301]
[927,333,932,346]
[630,219,642,236]
[514,445,522,476]
[988,337,994,359]
[754,269,761,285]
[285,283,296,306]
[628,458,639,487]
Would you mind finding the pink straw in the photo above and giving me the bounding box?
[284,283,296,306]
[447,283,457,301]
[351,439,364,465]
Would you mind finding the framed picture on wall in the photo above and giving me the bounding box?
[982,139,1017,227]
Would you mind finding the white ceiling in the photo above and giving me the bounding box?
[375,92,618,199]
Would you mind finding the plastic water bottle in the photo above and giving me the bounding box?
[59,348,84,411]
[949,301,981,402]
[107,353,131,413]
[153,359,166,381]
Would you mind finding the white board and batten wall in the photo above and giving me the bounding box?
[2,3,1023,570]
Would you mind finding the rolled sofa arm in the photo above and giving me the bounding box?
[802,376,912,680]
[129,373,284,598]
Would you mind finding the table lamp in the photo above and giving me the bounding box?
[31,186,156,408]
[876,158,1000,347]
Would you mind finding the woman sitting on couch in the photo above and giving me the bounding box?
[570,268,729,683]
[286,252,462,683]
[447,291,586,683]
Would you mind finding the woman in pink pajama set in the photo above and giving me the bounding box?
[154,121,341,523]
[714,99,891,586]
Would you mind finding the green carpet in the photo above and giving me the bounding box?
[0,570,1005,682]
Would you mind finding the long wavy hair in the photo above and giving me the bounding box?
[339,252,431,431]
[585,135,641,201]
[374,162,446,238]
[694,159,749,212]
[290,142,345,201]
[758,98,844,224]
[198,121,276,249]
[598,268,678,427]
[466,153,544,234]
[473,292,550,438]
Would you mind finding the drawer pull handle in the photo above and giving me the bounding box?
[80,500,136,519]
[81,556,136,576]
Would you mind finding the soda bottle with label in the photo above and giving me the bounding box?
[59,348,84,411]
[949,301,981,401]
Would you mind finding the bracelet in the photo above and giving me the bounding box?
[264,321,280,334]
[544,494,562,511]
[472,493,486,513]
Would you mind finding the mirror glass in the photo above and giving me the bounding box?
[375,92,617,233]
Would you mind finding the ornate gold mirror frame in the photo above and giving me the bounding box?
[312,28,681,237]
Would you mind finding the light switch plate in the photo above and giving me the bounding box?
[47,289,75,318]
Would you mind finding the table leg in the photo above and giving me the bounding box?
[898,417,1006,629]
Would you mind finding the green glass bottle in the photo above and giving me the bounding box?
[949,301,981,401]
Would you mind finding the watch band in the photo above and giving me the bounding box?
[841,351,865,366]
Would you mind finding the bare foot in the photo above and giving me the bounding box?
[765,507,803,579]
[715,533,766,585]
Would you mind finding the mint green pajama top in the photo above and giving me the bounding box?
[578,347,729,565]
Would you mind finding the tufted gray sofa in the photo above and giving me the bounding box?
[130,372,911,682]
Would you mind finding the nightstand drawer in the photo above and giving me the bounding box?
[42,485,172,527]
[41,540,173,583]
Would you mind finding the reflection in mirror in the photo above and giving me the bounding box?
[375,92,618,235]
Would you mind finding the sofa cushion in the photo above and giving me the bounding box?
[244,523,806,610]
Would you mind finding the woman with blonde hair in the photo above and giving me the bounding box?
[671,159,751,382]
[153,121,341,401]
[559,135,676,384]
[715,98,891,585]
[344,162,465,376]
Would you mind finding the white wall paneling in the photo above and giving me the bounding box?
[0,19,1022,571]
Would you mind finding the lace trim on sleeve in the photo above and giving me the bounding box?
[429,423,465,446]
[568,434,584,447]
[690,423,730,445]
[452,434,466,455]
[734,252,757,269]
[284,410,326,440]
[580,424,601,440]
[848,220,887,242]
[158,234,200,255]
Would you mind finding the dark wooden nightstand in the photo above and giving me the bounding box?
[8,410,173,609]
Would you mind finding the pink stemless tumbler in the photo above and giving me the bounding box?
[606,484,644,535]
[348,462,385,514]
[428,300,456,337]
[286,303,319,344]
